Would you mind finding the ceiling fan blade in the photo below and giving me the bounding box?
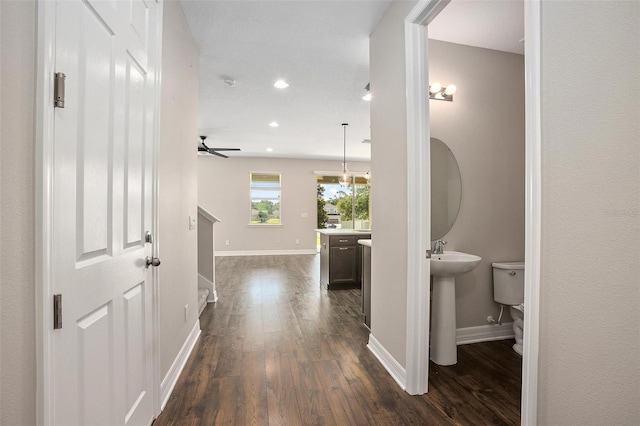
[209,148,241,151]
[208,149,229,158]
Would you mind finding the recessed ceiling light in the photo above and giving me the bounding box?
[274,80,289,89]
[362,93,372,101]
[266,148,274,152]
[269,121,279,127]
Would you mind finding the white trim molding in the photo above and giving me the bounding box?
[367,334,407,391]
[198,274,218,303]
[160,320,201,410]
[35,1,57,423]
[404,0,450,397]
[522,0,542,424]
[197,205,221,224]
[215,249,317,257]
[456,323,515,345]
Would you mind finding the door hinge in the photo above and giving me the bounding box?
[53,294,62,329]
[54,72,66,108]
[425,249,432,259]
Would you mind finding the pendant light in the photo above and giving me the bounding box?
[338,123,351,186]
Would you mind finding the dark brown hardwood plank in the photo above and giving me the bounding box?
[154,254,521,426]
[314,359,370,425]
[265,351,304,425]
[239,351,269,426]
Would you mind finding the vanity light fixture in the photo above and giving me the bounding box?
[429,82,457,101]
[362,83,372,101]
[274,79,289,89]
[338,123,351,187]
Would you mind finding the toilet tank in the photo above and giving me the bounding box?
[492,262,525,305]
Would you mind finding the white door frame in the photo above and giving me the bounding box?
[34,1,164,423]
[404,0,542,423]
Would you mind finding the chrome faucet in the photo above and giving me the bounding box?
[433,239,447,254]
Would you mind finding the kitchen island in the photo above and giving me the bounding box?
[317,229,371,290]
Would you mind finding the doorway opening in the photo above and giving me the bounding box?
[404,0,541,424]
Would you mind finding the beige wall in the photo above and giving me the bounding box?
[369,0,417,367]
[538,1,640,423]
[197,215,214,282]
[158,0,200,378]
[429,40,525,328]
[198,156,369,253]
[0,2,37,424]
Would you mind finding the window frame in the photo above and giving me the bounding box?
[249,171,282,226]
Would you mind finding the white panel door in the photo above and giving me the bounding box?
[50,0,160,424]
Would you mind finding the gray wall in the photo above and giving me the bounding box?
[0,2,37,424]
[369,0,417,367]
[538,1,640,423]
[158,0,200,379]
[198,156,369,253]
[429,40,525,328]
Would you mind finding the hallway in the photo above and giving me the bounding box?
[154,255,521,425]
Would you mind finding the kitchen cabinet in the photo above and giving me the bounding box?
[319,231,370,290]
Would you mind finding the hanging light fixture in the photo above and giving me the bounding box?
[339,123,351,186]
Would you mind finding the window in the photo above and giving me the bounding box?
[250,172,281,225]
[316,175,370,230]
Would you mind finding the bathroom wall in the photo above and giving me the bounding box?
[198,156,369,254]
[538,0,640,423]
[428,40,525,328]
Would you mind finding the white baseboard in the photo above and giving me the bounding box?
[456,323,515,345]
[198,274,217,302]
[160,321,201,410]
[367,334,407,390]
[215,249,317,257]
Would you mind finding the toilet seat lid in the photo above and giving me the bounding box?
[492,261,524,270]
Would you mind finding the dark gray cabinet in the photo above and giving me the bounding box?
[319,233,370,290]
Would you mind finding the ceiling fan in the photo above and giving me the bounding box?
[197,135,240,158]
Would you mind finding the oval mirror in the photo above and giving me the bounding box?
[431,137,462,240]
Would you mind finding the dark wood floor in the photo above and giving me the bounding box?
[154,255,521,425]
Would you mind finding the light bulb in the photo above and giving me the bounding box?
[444,84,457,95]
[362,93,372,101]
[269,121,279,127]
[429,82,442,94]
[274,80,289,89]
[339,165,350,186]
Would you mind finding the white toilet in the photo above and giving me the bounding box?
[492,261,525,355]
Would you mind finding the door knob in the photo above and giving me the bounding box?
[145,256,161,268]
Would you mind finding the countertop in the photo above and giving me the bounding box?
[358,239,371,247]
[316,229,371,236]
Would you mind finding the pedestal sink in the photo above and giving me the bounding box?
[430,251,481,366]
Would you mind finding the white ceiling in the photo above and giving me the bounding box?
[429,0,524,55]
[181,0,523,161]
